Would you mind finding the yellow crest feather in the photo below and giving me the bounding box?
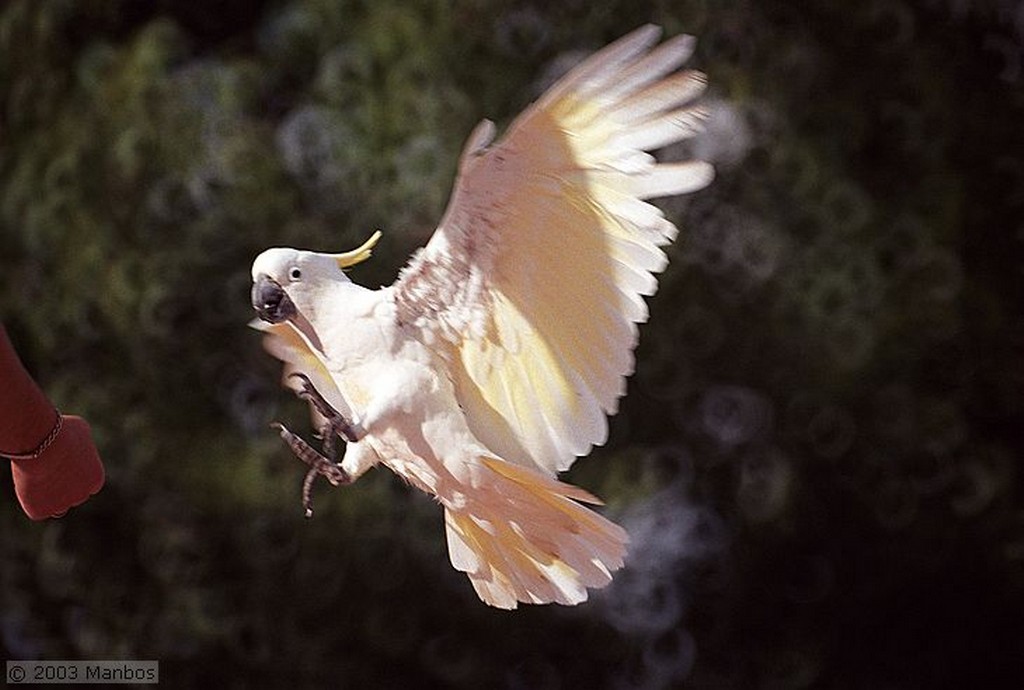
[333,230,382,269]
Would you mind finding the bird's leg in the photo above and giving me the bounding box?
[287,373,362,443]
[271,373,365,518]
[271,421,351,518]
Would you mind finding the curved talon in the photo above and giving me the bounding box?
[272,420,352,518]
[302,468,318,518]
[287,373,361,443]
[273,372,360,517]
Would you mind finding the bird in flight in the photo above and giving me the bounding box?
[251,24,713,608]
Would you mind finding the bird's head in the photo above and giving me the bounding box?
[250,231,382,325]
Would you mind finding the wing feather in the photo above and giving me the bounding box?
[607,71,709,124]
[612,106,708,152]
[599,34,697,103]
[536,25,663,109]
[250,320,353,427]
[393,25,712,474]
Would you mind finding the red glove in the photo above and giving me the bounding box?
[1,326,104,520]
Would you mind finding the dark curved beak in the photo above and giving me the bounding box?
[252,275,296,324]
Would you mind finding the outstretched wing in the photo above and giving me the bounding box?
[251,320,354,428]
[392,25,713,475]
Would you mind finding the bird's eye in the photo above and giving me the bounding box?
[289,267,302,281]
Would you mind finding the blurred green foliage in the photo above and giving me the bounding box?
[2,0,1023,688]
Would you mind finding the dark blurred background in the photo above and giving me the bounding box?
[2,1,1023,688]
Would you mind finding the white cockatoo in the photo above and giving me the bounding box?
[250,24,713,609]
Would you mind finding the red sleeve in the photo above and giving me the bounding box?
[2,325,105,519]
[0,325,60,455]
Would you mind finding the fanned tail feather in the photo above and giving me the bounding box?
[445,458,628,609]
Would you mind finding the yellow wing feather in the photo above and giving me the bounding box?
[251,320,353,427]
[393,25,712,475]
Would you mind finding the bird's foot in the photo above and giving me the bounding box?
[271,421,351,518]
[287,373,362,443]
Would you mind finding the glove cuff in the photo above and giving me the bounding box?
[10,415,105,520]
[2,409,63,460]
